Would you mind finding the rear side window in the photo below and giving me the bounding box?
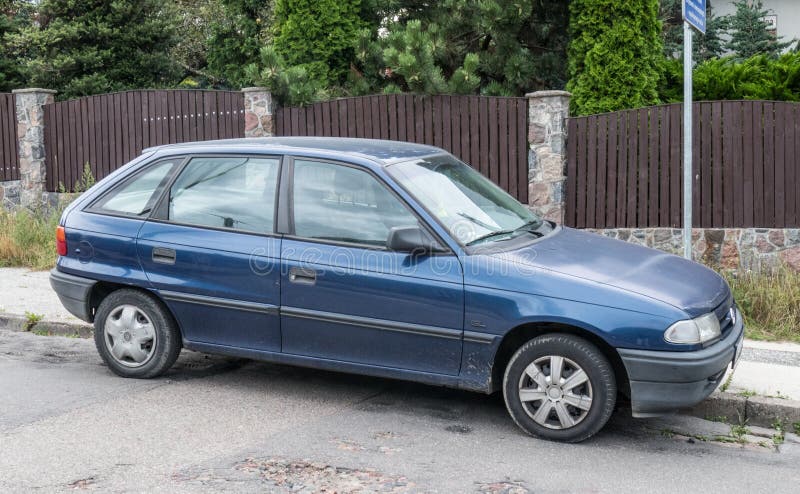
[168,156,280,234]
[91,160,177,216]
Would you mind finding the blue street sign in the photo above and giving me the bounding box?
[683,0,706,34]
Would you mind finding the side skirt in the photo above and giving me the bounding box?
[183,339,491,393]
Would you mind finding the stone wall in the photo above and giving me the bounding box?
[526,90,570,223]
[0,180,20,209]
[13,88,57,209]
[593,228,800,272]
[242,87,274,138]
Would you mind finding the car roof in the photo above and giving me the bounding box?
[144,137,445,165]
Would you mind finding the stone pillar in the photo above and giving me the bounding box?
[526,90,570,223]
[13,88,57,209]
[242,87,274,138]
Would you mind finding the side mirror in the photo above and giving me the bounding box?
[387,226,445,254]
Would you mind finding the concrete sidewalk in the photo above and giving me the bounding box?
[2,266,800,401]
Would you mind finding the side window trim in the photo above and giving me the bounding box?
[149,153,284,237]
[85,156,188,218]
[285,156,452,253]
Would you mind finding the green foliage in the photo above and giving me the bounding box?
[723,267,800,344]
[0,0,33,91]
[375,20,480,95]
[273,0,367,89]
[206,0,272,88]
[13,0,182,99]
[171,0,225,87]
[24,311,43,331]
[659,52,800,102]
[0,207,62,271]
[355,1,568,97]
[726,0,792,59]
[58,163,96,194]
[568,0,663,115]
[660,0,727,61]
[245,46,329,106]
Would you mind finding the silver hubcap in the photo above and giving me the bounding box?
[518,355,593,430]
[103,305,156,368]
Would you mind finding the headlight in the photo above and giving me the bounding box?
[664,312,721,344]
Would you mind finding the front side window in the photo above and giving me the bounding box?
[387,154,541,245]
[168,156,280,234]
[92,160,177,216]
[292,159,418,247]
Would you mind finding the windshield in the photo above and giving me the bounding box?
[387,154,542,245]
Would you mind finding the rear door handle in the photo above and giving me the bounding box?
[152,247,176,265]
[288,267,316,285]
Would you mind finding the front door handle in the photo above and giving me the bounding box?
[288,267,316,285]
[152,247,176,265]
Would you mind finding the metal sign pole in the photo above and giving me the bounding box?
[683,21,693,260]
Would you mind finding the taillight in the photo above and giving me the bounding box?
[56,226,67,256]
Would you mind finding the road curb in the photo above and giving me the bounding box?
[0,314,92,338]
[689,391,800,429]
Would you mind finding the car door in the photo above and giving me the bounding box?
[279,157,464,375]
[137,155,283,352]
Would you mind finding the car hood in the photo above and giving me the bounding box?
[490,227,729,317]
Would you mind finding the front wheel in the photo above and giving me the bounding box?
[94,289,181,379]
[503,334,616,442]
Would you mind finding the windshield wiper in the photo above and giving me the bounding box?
[466,219,546,246]
[466,228,517,246]
[513,219,544,233]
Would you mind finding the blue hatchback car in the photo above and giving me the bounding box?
[51,137,744,442]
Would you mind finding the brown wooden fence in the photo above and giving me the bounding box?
[43,90,245,191]
[276,94,529,202]
[0,93,19,181]
[566,100,800,229]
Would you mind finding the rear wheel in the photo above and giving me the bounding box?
[94,289,181,378]
[503,334,616,442]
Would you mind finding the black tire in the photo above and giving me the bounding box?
[94,289,181,378]
[502,333,616,443]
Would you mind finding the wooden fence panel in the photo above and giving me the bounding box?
[0,93,19,181]
[43,90,244,191]
[275,94,529,203]
[566,100,800,228]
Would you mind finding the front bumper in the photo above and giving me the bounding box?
[618,317,745,417]
[49,269,96,322]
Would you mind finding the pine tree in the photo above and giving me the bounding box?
[726,0,791,59]
[14,0,181,99]
[568,0,664,115]
[354,0,569,96]
[660,0,727,61]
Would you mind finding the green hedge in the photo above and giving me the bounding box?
[659,52,800,103]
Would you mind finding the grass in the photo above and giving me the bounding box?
[772,421,785,446]
[24,311,43,331]
[0,167,89,271]
[723,268,800,344]
[0,207,62,271]
[730,424,750,443]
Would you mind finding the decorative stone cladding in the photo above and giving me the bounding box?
[526,90,570,223]
[592,228,800,272]
[13,88,57,209]
[0,180,20,209]
[242,87,274,138]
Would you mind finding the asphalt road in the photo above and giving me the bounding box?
[1,328,798,493]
